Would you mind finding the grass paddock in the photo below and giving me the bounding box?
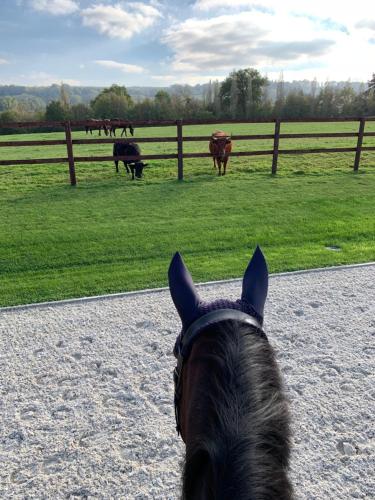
[0,122,374,306]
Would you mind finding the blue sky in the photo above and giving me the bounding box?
[0,0,374,87]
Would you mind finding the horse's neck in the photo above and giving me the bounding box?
[182,325,293,500]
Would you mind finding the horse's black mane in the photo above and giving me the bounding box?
[182,320,293,500]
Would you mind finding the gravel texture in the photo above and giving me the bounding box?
[0,263,374,499]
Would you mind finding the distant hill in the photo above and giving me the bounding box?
[0,80,367,112]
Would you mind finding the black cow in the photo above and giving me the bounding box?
[113,141,148,179]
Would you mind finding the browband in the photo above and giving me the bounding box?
[177,308,265,359]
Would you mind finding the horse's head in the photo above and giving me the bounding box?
[168,249,293,498]
[168,247,268,439]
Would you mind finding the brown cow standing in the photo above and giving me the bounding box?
[209,130,232,176]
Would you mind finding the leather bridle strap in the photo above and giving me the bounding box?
[180,309,264,358]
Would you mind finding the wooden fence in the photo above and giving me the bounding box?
[0,118,374,185]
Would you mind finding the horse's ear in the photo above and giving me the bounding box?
[241,246,268,320]
[168,252,200,328]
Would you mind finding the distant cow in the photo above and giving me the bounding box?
[109,118,134,138]
[209,130,232,176]
[113,141,147,180]
[85,119,109,136]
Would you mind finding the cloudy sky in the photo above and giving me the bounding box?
[0,0,375,87]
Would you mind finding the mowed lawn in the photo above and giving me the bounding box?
[0,121,374,307]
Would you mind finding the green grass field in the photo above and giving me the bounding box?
[0,121,374,307]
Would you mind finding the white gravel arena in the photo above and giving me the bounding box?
[1,263,374,499]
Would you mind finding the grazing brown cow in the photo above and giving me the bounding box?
[209,130,232,176]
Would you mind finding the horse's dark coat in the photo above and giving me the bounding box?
[181,321,293,500]
[168,248,293,499]
[109,118,134,137]
[85,119,109,136]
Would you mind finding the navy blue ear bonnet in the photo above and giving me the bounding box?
[168,246,269,355]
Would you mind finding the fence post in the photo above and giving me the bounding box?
[272,119,281,175]
[354,118,365,172]
[177,119,183,180]
[64,120,76,186]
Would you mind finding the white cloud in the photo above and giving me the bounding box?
[163,11,335,73]
[161,2,375,82]
[94,60,145,74]
[81,2,161,39]
[194,0,374,29]
[0,58,9,64]
[356,19,375,31]
[151,74,223,85]
[29,0,79,15]
[195,0,261,10]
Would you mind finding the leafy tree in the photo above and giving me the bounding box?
[337,84,357,115]
[0,96,18,112]
[45,100,68,121]
[229,74,239,118]
[274,72,285,117]
[258,82,273,119]
[91,92,132,118]
[60,83,70,108]
[132,98,154,120]
[203,80,213,106]
[69,103,93,121]
[315,83,339,117]
[282,91,310,119]
[0,109,19,123]
[309,78,319,116]
[153,90,173,119]
[91,84,132,108]
[154,90,171,105]
[212,80,222,116]
[220,68,268,118]
[0,109,20,133]
[367,73,375,93]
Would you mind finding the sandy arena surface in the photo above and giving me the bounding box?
[0,263,374,499]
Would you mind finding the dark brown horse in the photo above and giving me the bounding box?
[108,118,134,138]
[85,119,109,136]
[168,247,293,500]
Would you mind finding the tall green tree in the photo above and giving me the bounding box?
[45,100,68,121]
[69,103,93,121]
[367,73,375,94]
[220,68,268,118]
[212,80,222,116]
[316,83,339,117]
[229,74,239,118]
[0,96,18,112]
[91,84,133,108]
[60,83,70,108]
[91,93,132,118]
[274,71,285,117]
[337,84,357,115]
[282,91,310,119]
[153,90,173,119]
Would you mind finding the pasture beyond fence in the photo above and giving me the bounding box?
[0,118,375,185]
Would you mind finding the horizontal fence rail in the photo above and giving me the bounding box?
[0,118,374,184]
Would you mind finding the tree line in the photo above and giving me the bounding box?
[1,70,375,134]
